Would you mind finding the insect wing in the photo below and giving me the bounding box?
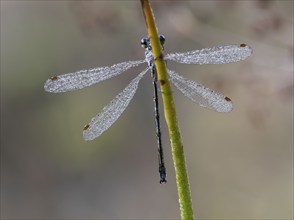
[168,70,233,112]
[165,44,252,65]
[83,68,149,141]
[44,60,145,93]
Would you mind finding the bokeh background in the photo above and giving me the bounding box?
[1,1,293,219]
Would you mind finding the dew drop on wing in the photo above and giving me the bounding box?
[168,69,233,113]
[82,68,149,141]
[44,60,146,93]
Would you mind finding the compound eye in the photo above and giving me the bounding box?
[159,35,165,45]
[140,38,148,48]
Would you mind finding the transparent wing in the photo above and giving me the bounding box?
[44,60,145,93]
[165,44,252,65]
[83,68,149,141]
[168,70,233,112]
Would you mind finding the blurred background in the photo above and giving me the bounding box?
[1,1,293,219]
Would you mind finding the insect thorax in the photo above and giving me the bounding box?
[141,35,166,68]
[145,49,154,68]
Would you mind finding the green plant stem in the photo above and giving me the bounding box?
[140,0,195,219]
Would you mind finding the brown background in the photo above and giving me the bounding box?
[1,1,293,219]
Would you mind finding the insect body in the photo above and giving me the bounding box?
[44,35,252,183]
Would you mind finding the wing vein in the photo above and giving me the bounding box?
[165,44,252,65]
[168,69,233,112]
[44,60,145,93]
[83,68,149,141]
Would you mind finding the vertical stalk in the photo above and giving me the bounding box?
[140,0,195,219]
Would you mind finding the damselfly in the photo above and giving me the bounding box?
[44,35,252,183]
